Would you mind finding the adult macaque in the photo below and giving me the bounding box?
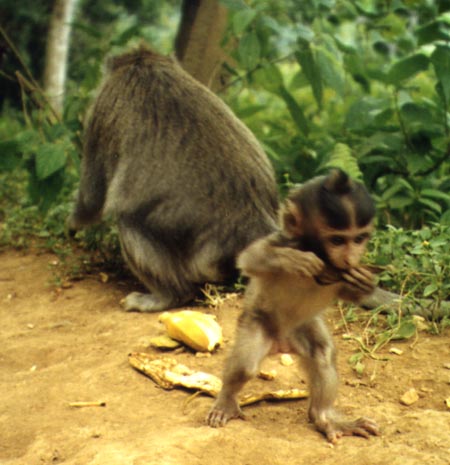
[67,47,278,312]
[206,169,380,443]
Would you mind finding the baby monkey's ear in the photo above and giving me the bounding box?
[280,199,304,238]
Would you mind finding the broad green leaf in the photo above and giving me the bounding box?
[316,48,345,96]
[354,0,381,16]
[423,283,438,297]
[381,181,412,201]
[324,143,362,179]
[253,63,284,93]
[295,44,323,107]
[430,238,447,248]
[416,20,450,45]
[387,54,429,86]
[232,8,257,35]
[410,245,425,255]
[406,153,432,175]
[372,108,394,126]
[35,143,67,180]
[388,196,414,209]
[238,31,261,70]
[400,102,433,125]
[391,321,416,340]
[278,86,309,136]
[431,45,450,103]
[259,15,280,33]
[418,197,442,213]
[0,140,22,171]
[396,178,414,191]
[28,169,65,212]
[14,129,40,151]
[421,189,450,202]
[359,133,404,157]
[235,104,266,119]
[345,98,391,131]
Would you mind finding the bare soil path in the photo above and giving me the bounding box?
[1,250,449,465]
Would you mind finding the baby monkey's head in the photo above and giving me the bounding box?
[281,169,375,270]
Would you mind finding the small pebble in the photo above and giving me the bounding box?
[400,388,419,406]
[280,354,294,366]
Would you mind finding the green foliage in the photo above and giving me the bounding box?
[369,225,450,314]
[221,0,450,228]
[0,110,80,213]
[0,0,177,220]
[341,223,450,370]
[3,0,450,230]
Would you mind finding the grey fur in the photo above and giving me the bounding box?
[68,48,279,311]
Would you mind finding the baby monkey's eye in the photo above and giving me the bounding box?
[329,236,346,246]
[354,233,370,244]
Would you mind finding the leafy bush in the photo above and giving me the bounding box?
[369,225,450,312]
[220,0,450,228]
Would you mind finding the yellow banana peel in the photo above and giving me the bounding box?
[159,310,222,352]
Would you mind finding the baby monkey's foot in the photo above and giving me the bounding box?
[314,416,379,444]
[206,398,244,428]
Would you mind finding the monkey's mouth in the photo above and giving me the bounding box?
[314,266,342,286]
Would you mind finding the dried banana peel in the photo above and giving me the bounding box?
[240,388,309,406]
[149,335,182,350]
[129,353,309,406]
[159,310,222,352]
[128,352,222,395]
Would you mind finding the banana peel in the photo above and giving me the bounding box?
[129,353,222,395]
[159,310,222,352]
[240,388,309,407]
[129,353,309,406]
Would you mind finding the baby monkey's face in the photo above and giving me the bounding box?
[319,222,373,271]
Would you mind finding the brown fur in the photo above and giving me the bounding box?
[206,170,380,443]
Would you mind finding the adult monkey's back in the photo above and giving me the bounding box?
[67,47,279,312]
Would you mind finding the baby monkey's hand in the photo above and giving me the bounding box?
[277,249,324,278]
[341,266,376,294]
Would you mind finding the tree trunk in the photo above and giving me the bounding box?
[43,0,79,117]
[175,0,228,89]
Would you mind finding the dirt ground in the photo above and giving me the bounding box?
[1,250,449,465]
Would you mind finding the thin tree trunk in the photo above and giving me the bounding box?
[175,0,228,89]
[43,0,79,117]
